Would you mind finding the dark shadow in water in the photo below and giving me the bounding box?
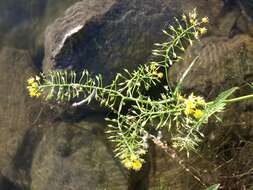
[12,127,44,190]
[0,175,24,190]
[32,47,44,71]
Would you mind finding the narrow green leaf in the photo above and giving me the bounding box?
[205,184,220,190]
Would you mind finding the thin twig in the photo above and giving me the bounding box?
[146,131,207,187]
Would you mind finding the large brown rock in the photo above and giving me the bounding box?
[43,0,250,81]
[42,0,117,74]
[42,0,185,79]
[170,34,253,97]
[0,47,129,190]
[0,47,43,188]
[30,117,128,190]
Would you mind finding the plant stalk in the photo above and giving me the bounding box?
[225,93,253,104]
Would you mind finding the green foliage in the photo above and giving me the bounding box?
[152,9,208,85]
[42,70,102,102]
[205,184,220,190]
[195,87,239,129]
[27,9,239,171]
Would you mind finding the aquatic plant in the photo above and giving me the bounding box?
[27,9,253,173]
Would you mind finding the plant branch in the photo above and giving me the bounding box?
[225,94,253,104]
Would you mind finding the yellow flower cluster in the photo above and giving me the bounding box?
[197,15,208,36]
[194,26,208,38]
[149,63,163,79]
[121,153,145,171]
[189,9,197,24]
[123,159,142,171]
[186,9,209,38]
[183,94,206,120]
[188,9,209,24]
[201,16,209,24]
[27,76,41,97]
[198,27,207,35]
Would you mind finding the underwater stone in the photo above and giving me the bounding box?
[43,0,117,74]
[30,117,128,190]
[169,34,253,97]
[0,47,42,188]
[42,0,181,82]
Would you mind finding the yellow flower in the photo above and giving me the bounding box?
[199,27,207,35]
[189,9,197,20]
[182,14,187,21]
[157,72,163,79]
[184,107,194,115]
[201,16,209,23]
[152,70,158,76]
[185,99,195,109]
[27,77,35,85]
[178,94,184,101]
[123,159,132,170]
[184,95,197,115]
[27,87,40,97]
[27,77,41,98]
[31,82,38,88]
[130,154,138,161]
[194,109,204,119]
[132,160,142,171]
[189,19,195,24]
[150,63,158,71]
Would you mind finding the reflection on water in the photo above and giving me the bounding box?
[0,0,80,67]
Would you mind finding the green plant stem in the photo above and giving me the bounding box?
[163,22,200,85]
[225,93,253,104]
[39,83,175,105]
[42,83,253,106]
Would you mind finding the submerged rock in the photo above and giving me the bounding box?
[42,0,182,80]
[170,34,253,97]
[240,0,253,20]
[0,47,42,188]
[43,0,240,81]
[0,47,128,190]
[30,117,128,190]
[42,0,117,74]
